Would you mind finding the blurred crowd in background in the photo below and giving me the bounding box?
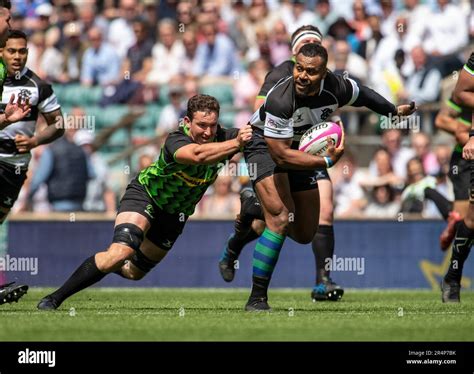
[7,0,473,219]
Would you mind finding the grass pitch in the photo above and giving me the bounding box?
[0,288,473,341]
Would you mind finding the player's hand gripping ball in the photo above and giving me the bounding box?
[298,121,342,156]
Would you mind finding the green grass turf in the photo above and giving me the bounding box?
[0,288,473,341]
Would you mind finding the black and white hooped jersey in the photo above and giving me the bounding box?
[250,70,360,144]
[0,67,60,168]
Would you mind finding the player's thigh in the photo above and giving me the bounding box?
[140,237,169,262]
[317,178,334,225]
[122,238,169,280]
[115,178,157,232]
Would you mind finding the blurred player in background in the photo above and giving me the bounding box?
[0,27,63,305]
[441,52,474,303]
[37,94,252,310]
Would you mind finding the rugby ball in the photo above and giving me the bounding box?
[298,122,342,156]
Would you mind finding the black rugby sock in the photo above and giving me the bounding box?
[312,225,335,284]
[445,221,474,283]
[49,256,106,304]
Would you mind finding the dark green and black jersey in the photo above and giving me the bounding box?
[138,125,239,216]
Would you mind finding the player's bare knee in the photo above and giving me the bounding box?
[99,244,134,272]
[252,219,266,235]
[267,208,290,234]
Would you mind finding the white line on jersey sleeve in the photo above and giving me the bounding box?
[38,93,60,113]
[346,78,360,106]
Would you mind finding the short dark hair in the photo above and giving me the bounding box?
[297,43,328,64]
[7,29,27,42]
[291,25,322,44]
[0,0,11,9]
[186,94,220,121]
[132,16,149,29]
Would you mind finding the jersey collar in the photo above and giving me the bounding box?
[6,66,28,80]
[318,78,325,95]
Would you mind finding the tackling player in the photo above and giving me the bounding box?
[37,94,252,310]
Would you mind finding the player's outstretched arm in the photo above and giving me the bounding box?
[175,125,252,165]
[266,131,344,170]
[351,85,417,117]
[15,109,65,153]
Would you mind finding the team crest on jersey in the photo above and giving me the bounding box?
[320,108,333,121]
[18,89,32,102]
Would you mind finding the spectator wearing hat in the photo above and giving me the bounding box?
[327,16,359,55]
[35,3,54,33]
[53,21,87,83]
